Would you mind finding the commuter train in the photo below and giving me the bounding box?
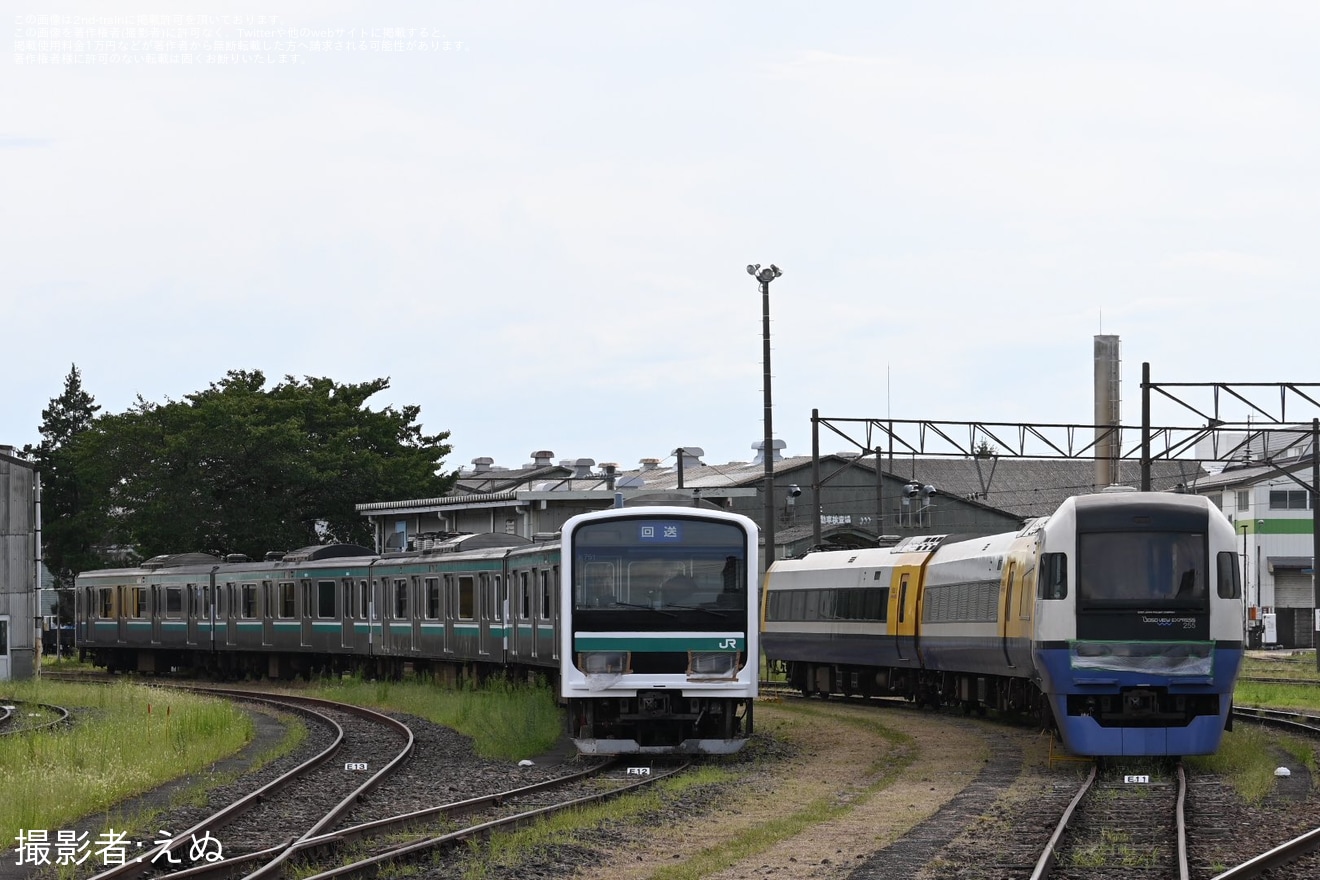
[762,490,1245,757]
[75,505,760,755]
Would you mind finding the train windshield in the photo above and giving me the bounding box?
[571,517,748,612]
[1077,530,1207,606]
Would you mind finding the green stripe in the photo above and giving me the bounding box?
[575,635,745,652]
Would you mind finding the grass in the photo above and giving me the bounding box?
[306,676,563,760]
[0,679,254,842]
[1242,653,1320,682]
[1186,725,1296,803]
[1069,829,1157,869]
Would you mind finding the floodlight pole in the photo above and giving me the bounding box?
[749,263,782,567]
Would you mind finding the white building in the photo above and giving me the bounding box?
[1190,432,1318,648]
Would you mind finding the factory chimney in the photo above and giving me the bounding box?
[1094,335,1121,488]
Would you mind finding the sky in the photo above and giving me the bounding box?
[5,2,1319,477]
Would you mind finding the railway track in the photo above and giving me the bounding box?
[1032,761,1188,880]
[288,759,685,880]
[0,699,71,735]
[80,689,414,880]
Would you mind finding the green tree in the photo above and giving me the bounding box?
[24,364,106,583]
[70,370,454,560]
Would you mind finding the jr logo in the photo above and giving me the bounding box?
[718,638,738,649]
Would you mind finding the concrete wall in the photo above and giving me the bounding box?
[0,450,37,680]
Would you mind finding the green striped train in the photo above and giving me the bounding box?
[75,505,760,755]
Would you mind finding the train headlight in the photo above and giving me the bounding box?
[688,651,739,680]
[578,651,629,675]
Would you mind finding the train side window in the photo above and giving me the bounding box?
[393,578,409,618]
[262,580,274,618]
[788,590,806,620]
[1217,551,1242,599]
[492,575,503,622]
[539,569,551,620]
[165,586,183,618]
[867,588,889,621]
[1039,553,1067,600]
[316,580,335,619]
[360,580,370,619]
[425,577,441,620]
[241,584,257,619]
[898,575,909,623]
[279,582,296,618]
[457,575,475,620]
[341,579,353,619]
[520,571,532,619]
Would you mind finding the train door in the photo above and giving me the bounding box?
[262,580,276,647]
[895,572,918,661]
[1000,562,1017,668]
[299,580,312,648]
[437,575,452,656]
[0,616,9,681]
[78,589,89,645]
[539,566,558,661]
[186,582,201,647]
[117,586,129,645]
[512,568,534,660]
[151,585,163,645]
[410,575,422,655]
[477,573,494,658]
[224,583,237,648]
[341,579,355,650]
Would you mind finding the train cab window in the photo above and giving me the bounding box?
[424,577,441,620]
[278,582,295,619]
[1077,533,1205,604]
[241,584,257,618]
[393,579,409,619]
[316,580,335,619]
[1217,551,1242,599]
[1039,553,1067,600]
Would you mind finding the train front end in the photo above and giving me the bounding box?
[1033,491,1245,756]
[559,506,759,755]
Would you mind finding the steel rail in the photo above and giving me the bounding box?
[82,691,352,880]
[297,760,691,880]
[1211,826,1320,879]
[1175,763,1190,880]
[1028,762,1096,880]
[0,700,70,735]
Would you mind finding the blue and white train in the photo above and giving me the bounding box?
[762,490,1244,757]
[75,504,759,755]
